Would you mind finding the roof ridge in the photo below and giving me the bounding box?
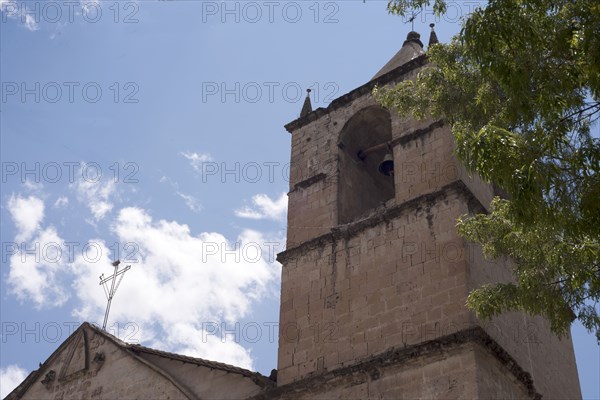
[130,343,275,388]
[130,343,258,375]
[84,322,272,383]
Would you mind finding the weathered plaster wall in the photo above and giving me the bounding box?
[22,328,189,400]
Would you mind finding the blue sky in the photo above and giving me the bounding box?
[0,1,598,398]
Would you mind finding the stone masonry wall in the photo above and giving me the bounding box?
[261,338,536,400]
[275,343,479,399]
[286,69,424,248]
[467,245,582,399]
[278,185,474,385]
[280,55,581,399]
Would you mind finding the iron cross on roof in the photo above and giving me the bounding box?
[407,10,421,31]
[99,260,131,331]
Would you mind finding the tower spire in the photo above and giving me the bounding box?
[371,31,425,80]
[300,89,312,117]
[428,23,439,47]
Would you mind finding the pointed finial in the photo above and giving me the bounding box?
[300,89,312,117]
[428,23,439,47]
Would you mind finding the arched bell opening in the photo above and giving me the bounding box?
[337,106,395,224]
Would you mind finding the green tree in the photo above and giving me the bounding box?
[375,0,600,340]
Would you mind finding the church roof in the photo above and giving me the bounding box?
[287,29,434,133]
[371,31,425,80]
[285,55,428,133]
[300,89,313,117]
[129,342,271,384]
[6,322,274,399]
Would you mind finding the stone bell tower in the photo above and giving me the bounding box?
[273,29,581,399]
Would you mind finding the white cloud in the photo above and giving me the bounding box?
[235,193,288,222]
[8,227,70,307]
[23,13,39,31]
[176,192,202,213]
[181,151,213,173]
[6,194,70,307]
[54,196,69,208]
[161,175,202,214]
[49,21,67,40]
[23,180,43,192]
[8,194,44,242]
[166,323,253,369]
[80,0,102,8]
[5,189,283,370]
[0,365,28,398]
[1,1,40,31]
[159,175,179,189]
[71,164,116,221]
[6,195,70,307]
[71,207,282,369]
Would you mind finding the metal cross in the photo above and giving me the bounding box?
[99,260,131,331]
[407,10,421,31]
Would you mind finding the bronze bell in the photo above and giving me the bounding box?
[378,153,394,176]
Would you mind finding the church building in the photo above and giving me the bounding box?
[6,28,582,400]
